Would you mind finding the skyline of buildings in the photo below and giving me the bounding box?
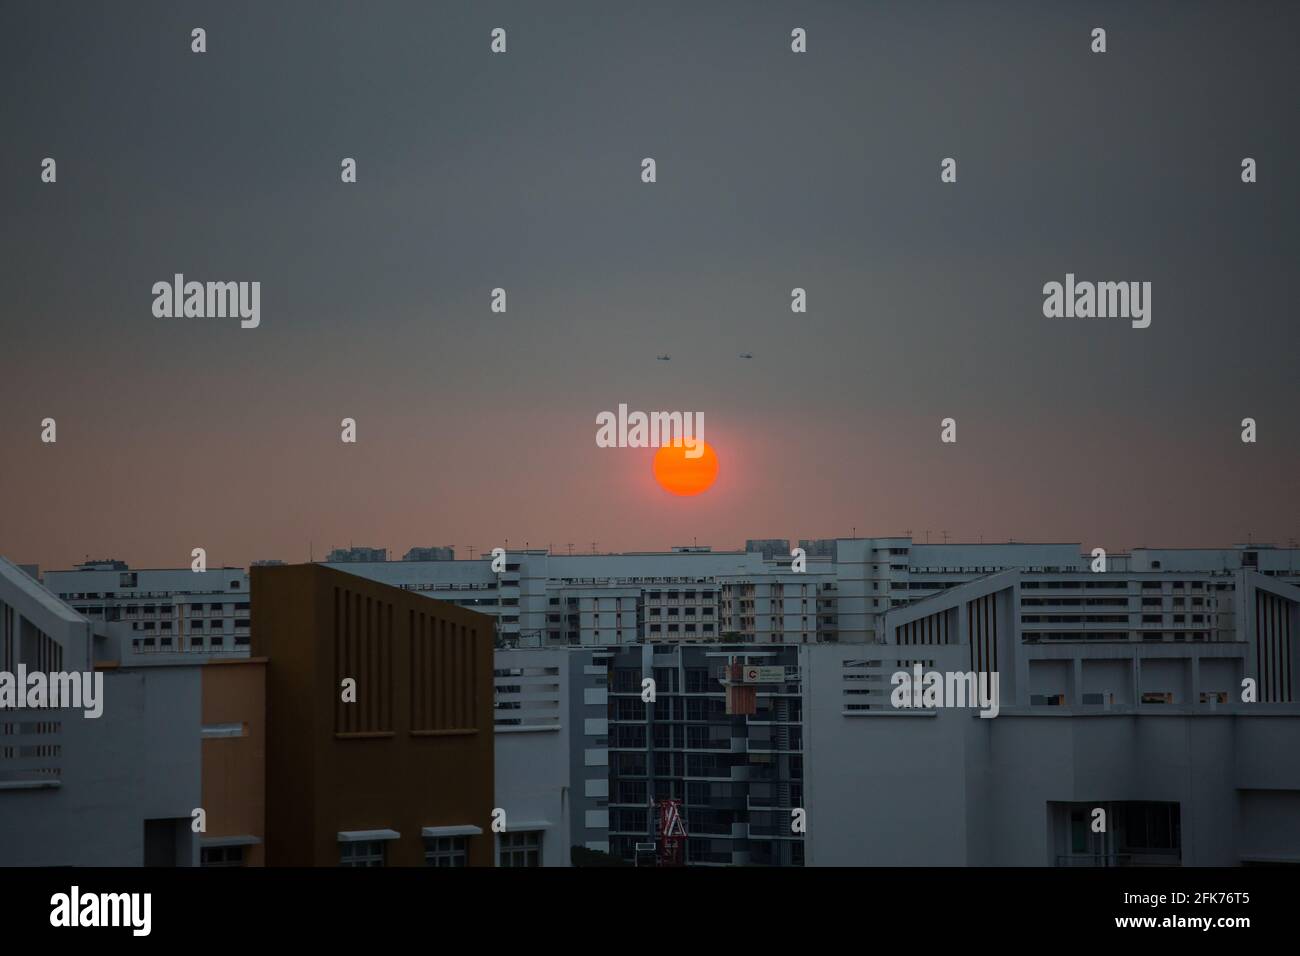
[34,537,1300,658]
[3,533,1298,867]
[5,541,1294,868]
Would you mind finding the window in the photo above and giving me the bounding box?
[617,780,648,805]
[424,836,468,867]
[1116,801,1180,853]
[499,831,542,867]
[339,840,386,867]
[201,845,245,867]
[1070,810,1090,853]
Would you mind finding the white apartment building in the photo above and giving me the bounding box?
[43,564,252,657]
[804,567,1300,865]
[548,586,642,644]
[493,648,571,866]
[833,540,1299,642]
[718,570,837,643]
[642,584,721,641]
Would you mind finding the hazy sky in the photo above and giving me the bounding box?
[2,0,1296,571]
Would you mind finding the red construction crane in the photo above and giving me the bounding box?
[656,798,687,866]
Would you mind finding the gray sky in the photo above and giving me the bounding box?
[2,0,1296,569]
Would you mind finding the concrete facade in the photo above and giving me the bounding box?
[804,569,1300,865]
[251,563,495,867]
[493,648,571,866]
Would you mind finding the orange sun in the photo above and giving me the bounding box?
[653,441,719,496]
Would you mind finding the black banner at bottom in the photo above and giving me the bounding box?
[0,865,1284,941]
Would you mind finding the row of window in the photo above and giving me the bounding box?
[130,619,250,630]
[546,630,630,642]
[1032,692,1229,707]
[1025,631,1211,641]
[336,833,541,868]
[76,607,249,623]
[77,600,250,613]
[132,635,250,649]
